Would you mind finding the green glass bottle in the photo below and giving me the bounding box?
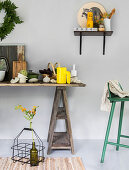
[30,142,39,166]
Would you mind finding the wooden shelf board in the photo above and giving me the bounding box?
[56,107,66,119]
[74,31,113,36]
[0,82,86,87]
[52,132,71,150]
[56,112,66,119]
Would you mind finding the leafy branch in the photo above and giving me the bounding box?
[0,0,23,40]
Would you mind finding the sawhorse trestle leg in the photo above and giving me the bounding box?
[47,87,74,155]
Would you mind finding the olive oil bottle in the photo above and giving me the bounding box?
[30,142,39,166]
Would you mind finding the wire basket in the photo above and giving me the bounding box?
[11,128,45,165]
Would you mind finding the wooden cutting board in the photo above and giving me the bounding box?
[0,45,25,80]
[13,61,27,78]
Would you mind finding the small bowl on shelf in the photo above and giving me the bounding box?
[99,27,105,31]
[0,71,5,82]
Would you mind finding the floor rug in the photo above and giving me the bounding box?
[0,157,85,170]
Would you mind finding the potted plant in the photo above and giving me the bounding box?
[0,57,9,81]
[18,70,28,83]
[96,18,105,31]
[95,8,115,31]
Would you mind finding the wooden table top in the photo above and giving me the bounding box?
[0,82,86,87]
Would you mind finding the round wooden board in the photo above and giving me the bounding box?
[77,2,106,28]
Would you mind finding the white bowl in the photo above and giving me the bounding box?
[0,71,5,81]
[19,77,27,83]
[18,73,27,78]
[10,77,19,84]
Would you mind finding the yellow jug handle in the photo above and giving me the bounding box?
[66,71,71,84]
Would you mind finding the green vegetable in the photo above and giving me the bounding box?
[20,70,28,76]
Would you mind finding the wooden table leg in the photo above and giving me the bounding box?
[47,87,74,154]
[47,88,58,142]
[47,87,61,154]
[62,88,74,154]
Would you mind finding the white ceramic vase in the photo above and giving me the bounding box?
[104,18,111,31]
[18,73,27,83]
[43,76,50,83]
[19,77,27,83]
[0,71,5,81]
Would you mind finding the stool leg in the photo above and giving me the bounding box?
[101,102,116,163]
[116,101,124,151]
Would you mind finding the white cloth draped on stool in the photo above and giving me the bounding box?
[101,80,129,112]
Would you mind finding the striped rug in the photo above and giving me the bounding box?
[0,157,85,170]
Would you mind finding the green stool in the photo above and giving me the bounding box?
[101,82,129,163]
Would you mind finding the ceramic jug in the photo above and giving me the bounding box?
[104,18,111,31]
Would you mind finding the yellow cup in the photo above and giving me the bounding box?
[57,67,71,84]
[57,67,67,84]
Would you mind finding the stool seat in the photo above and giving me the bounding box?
[101,82,129,163]
[108,82,129,102]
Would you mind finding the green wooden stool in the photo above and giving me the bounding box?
[101,82,129,163]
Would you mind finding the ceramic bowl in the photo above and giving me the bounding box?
[18,73,27,78]
[10,77,19,84]
[0,71,5,81]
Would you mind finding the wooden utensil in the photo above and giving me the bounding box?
[109,8,115,19]
[13,48,27,78]
[13,61,27,78]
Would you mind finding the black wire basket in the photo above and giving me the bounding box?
[11,128,45,165]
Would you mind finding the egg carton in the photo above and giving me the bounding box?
[74,27,98,31]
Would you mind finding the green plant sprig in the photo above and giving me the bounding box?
[15,105,39,122]
[15,105,39,142]
[0,0,23,40]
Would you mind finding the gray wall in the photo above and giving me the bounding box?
[0,0,129,140]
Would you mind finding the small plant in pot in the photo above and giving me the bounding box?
[95,18,105,31]
[18,70,28,83]
[0,57,9,82]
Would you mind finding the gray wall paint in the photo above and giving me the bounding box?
[0,0,129,139]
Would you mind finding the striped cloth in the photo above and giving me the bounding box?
[0,157,85,170]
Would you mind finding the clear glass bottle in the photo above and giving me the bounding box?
[30,142,39,166]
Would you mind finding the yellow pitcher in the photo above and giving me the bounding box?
[87,11,93,28]
[57,67,71,84]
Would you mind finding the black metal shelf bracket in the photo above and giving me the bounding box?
[74,30,113,55]
[103,32,106,55]
[80,32,82,55]
[79,32,106,55]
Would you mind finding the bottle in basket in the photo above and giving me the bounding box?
[30,142,39,166]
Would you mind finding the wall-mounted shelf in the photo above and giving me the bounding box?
[74,31,113,55]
